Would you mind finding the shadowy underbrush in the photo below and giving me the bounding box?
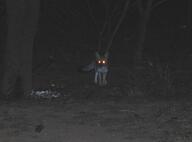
[129,62,192,98]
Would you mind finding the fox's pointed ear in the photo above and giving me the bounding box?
[104,52,109,59]
[95,52,100,59]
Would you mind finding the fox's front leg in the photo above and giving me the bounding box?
[94,72,98,84]
[98,72,107,86]
[103,72,107,85]
[98,73,102,86]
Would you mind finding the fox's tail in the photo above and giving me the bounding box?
[78,61,95,72]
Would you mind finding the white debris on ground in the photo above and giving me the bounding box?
[30,90,61,99]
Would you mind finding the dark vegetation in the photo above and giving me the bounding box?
[0,0,192,99]
[33,0,192,100]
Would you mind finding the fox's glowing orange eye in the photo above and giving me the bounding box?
[98,60,101,64]
[102,60,106,64]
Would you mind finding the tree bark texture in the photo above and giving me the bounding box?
[1,0,40,98]
[135,0,153,67]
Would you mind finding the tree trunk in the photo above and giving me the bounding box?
[135,14,148,65]
[1,0,40,99]
[187,0,191,39]
[135,0,153,67]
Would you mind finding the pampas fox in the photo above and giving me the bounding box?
[81,52,109,86]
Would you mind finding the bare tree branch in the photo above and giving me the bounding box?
[110,1,125,18]
[146,0,153,14]
[137,0,144,14]
[187,0,191,29]
[98,16,108,51]
[152,0,168,10]
[85,0,99,31]
[0,3,5,17]
[106,0,131,52]
[98,0,126,52]
[97,1,112,51]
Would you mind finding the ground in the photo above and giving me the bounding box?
[1,94,192,142]
[1,54,192,141]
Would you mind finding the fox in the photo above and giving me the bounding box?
[80,52,109,86]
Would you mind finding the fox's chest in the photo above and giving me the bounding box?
[95,65,108,73]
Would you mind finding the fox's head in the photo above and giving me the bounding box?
[95,52,109,66]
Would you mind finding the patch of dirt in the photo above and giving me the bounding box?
[0,96,192,142]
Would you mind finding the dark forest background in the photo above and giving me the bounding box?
[0,0,191,98]
[33,0,191,69]
[0,0,191,68]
